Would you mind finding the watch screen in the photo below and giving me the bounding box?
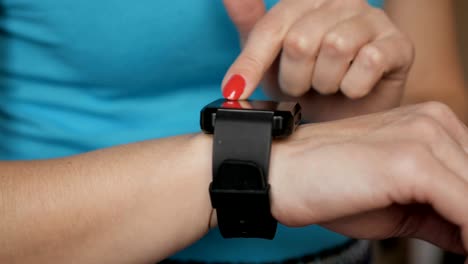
[200,99,301,137]
[215,99,297,112]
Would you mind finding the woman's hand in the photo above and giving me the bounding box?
[269,101,468,256]
[222,0,414,121]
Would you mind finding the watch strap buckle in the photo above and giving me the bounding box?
[209,184,276,239]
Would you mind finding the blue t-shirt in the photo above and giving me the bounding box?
[0,0,382,262]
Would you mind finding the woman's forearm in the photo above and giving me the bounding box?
[0,133,213,264]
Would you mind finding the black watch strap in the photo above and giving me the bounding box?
[210,108,277,239]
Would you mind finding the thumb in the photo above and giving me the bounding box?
[223,0,266,43]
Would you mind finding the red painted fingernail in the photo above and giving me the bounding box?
[223,74,245,100]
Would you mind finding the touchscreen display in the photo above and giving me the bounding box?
[200,99,301,137]
[208,99,298,112]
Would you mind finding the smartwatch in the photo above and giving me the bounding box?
[200,99,301,239]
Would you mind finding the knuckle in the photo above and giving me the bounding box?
[391,143,431,181]
[406,114,445,142]
[418,101,457,122]
[359,44,385,70]
[283,31,316,60]
[322,32,354,58]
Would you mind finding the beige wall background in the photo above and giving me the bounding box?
[455,0,468,79]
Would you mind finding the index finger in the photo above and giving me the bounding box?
[222,0,315,99]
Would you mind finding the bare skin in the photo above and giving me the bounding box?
[1,1,467,263]
[0,135,213,264]
[2,102,468,263]
[222,0,467,123]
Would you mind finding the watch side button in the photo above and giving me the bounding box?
[211,112,216,128]
[273,116,283,132]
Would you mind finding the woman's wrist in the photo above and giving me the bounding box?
[194,127,303,230]
[268,131,308,226]
[188,133,218,229]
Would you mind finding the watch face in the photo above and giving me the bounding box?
[210,99,298,112]
[200,99,301,137]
